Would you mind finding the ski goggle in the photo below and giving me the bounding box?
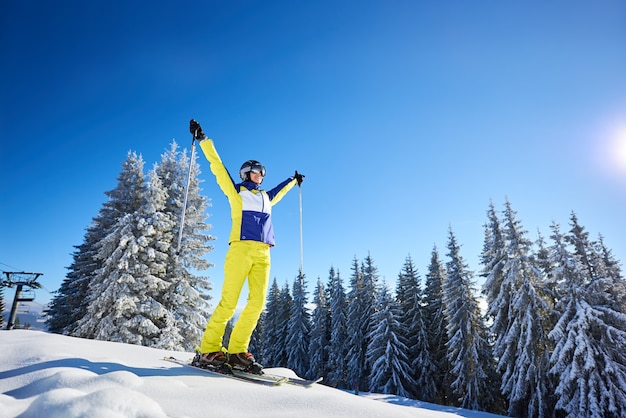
[249,164,266,176]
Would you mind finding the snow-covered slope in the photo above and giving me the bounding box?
[0,330,503,418]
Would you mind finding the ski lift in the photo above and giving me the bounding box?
[19,290,35,302]
[17,302,31,314]
[2,271,43,330]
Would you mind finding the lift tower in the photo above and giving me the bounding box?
[2,271,43,330]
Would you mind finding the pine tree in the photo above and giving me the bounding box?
[343,254,381,392]
[533,231,554,279]
[326,267,349,388]
[72,170,183,348]
[47,240,94,334]
[47,152,146,334]
[423,245,450,404]
[495,201,554,417]
[481,201,509,335]
[280,282,294,341]
[261,279,283,366]
[534,231,561,319]
[594,235,626,313]
[360,254,380,389]
[269,281,293,367]
[249,311,265,364]
[395,255,430,400]
[345,257,371,392]
[155,141,214,350]
[362,254,380,321]
[222,318,235,350]
[480,200,514,413]
[549,217,626,417]
[286,271,311,378]
[444,228,492,411]
[47,144,214,348]
[366,282,413,397]
[308,277,330,380]
[569,213,626,312]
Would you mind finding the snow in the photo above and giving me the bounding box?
[0,330,505,418]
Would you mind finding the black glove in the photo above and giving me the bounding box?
[294,170,305,186]
[189,119,207,140]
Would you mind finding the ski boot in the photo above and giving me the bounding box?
[228,352,263,375]
[192,351,232,374]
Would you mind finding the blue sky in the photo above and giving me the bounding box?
[2,1,625,307]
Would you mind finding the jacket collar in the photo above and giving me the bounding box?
[239,181,261,191]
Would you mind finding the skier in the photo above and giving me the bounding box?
[189,119,304,374]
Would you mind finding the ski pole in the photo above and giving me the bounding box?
[176,136,197,255]
[299,184,304,273]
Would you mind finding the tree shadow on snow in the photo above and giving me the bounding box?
[1,357,218,399]
[373,394,475,415]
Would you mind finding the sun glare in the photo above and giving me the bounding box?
[611,126,626,174]
[592,120,626,183]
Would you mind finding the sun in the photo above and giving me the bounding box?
[611,126,626,174]
[594,121,626,181]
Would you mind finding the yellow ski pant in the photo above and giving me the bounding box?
[199,240,271,354]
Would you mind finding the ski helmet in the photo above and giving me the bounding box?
[239,160,266,181]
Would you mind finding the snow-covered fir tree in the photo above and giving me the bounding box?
[47,152,146,334]
[47,239,95,334]
[326,267,349,388]
[480,200,513,412]
[346,258,366,391]
[279,282,294,340]
[249,311,265,364]
[495,201,554,417]
[222,318,235,351]
[346,255,381,392]
[422,245,450,404]
[308,277,330,380]
[347,254,378,391]
[533,230,562,324]
[72,170,183,348]
[367,282,413,397]
[444,228,493,411]
[568,213,626,312]
[286,271,311,378]
[594,234,626,313]
[362,254,380,382]
[263,281,293,367]
[395,255,431,400]
[154,141,214,349]
[533,231,554,280]
[260,279,282,366]
[48,144,214,350]
[549,217,626,417]
[481,201,509,332]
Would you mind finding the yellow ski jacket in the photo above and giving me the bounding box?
[199,139,297,246]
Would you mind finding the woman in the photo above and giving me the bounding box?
[189,119,304,374]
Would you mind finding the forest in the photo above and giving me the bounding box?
[43,143,626,417]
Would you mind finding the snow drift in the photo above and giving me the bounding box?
[0,330,503,418]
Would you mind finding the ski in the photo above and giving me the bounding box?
[283,375,323,388]
[163,356,320,388]
[230,369,290,385]
[163,356,286,386]
[234,369,322,388]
